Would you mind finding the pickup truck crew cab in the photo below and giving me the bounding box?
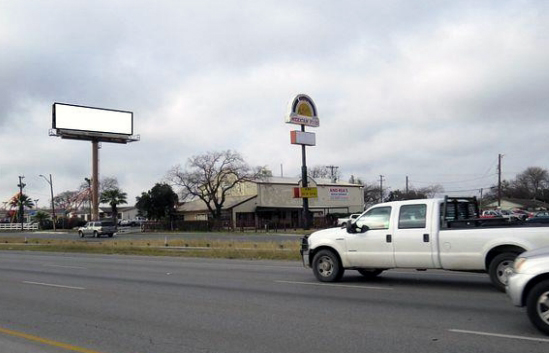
[300,197,549,291]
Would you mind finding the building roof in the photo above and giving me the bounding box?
[255,176,361,187]
[178,195,257,212]
[486,198,549,210]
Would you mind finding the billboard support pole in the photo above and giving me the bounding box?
[92,140,99,221]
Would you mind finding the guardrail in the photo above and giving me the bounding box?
[0,223,39,230]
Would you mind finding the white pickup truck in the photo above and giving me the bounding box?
[300,197,549,291]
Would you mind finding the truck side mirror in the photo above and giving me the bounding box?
[346,221,356,233]
[360,225,370,233]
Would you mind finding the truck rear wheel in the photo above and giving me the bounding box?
[312,249,344,282]
[526,280,549,335]
[489,252,518,292]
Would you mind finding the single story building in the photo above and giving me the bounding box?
[178,177,364,229]
[484,198,549,211]
[70,206,140,222]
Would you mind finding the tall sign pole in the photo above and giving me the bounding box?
[286,94,319,230]
[300,124,310,229]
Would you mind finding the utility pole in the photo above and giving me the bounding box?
[405,176,409,195]
[17,176,25,231]
[379,175,385,202]
[326,165,339,183]
[498,154,503,207]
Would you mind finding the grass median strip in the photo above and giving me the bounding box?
[0,237,302,261]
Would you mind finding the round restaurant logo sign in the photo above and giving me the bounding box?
[285,94,319,127]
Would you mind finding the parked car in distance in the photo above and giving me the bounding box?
[506,246,549,335]
[526,211,549,224]
[337,213,361,227]
[118,218,146,227]
[481,209,519,221]
[78,220,116,238]
[481,210,504,218]
[512,209,532,221]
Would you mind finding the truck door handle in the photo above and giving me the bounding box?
[423,234,429,242]
[386,234,392,243]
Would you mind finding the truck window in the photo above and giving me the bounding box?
[356,206,391,230]
[398,204,426,229]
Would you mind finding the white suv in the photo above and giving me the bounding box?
[78,220,116,238]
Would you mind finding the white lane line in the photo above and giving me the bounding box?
[276,280,393,291]
[449,329,549,343]
[43,264,88,270]
[22,281,85,290]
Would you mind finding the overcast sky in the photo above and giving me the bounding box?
[2,0,549,209]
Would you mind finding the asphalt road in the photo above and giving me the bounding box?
[0,251,548,353]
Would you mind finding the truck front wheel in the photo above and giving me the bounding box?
[312,249,344,282]
[489,252,518,292]
[526,280,549,335]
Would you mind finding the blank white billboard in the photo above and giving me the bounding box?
[53,103,133,136]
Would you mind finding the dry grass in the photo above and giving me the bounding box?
[0,237,302,261]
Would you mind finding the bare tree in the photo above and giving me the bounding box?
[484,166,549,202]
[100,176,119,193]
[513,167,549,199]
[362,182,381,208]
[307,165,341,182]
[168,150,264,222]
[416,184,444,198]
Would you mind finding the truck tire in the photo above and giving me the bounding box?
[489,252,518,292]
[526,280,549,335]
[312,249,344,282]
[79,231,84,238]
[357,269,384,279]
[94,231,99,238]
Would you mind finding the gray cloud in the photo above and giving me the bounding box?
[2,0,549,206]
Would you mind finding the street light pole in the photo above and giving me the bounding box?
[39,174,56,231]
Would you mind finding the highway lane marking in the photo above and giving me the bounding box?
[276,280,393,290]
[43,264,88,270]
[0,326,107,353]
[22,281,85,290]
[449,329,549,343]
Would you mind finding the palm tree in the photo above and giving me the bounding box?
[33,210,51,230]
[9,193,34,223]
[100,188,127,225]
